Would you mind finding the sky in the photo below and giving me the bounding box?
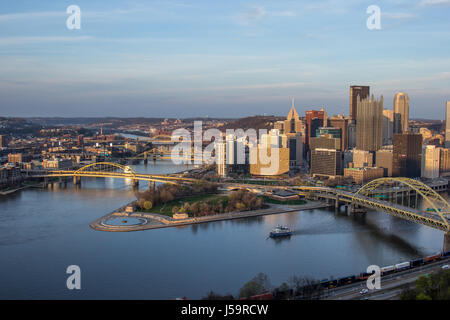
[1,0,450,119]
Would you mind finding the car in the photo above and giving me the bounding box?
[441,264,449,270]
[360,289,368,295]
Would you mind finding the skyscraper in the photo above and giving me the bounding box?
[356,95,383,152]
[445,101,450,148]
[350,86,370,121]
[328,115,350,151]
[284,98,304,137]
[305,110,325,150]
[393,133,422,178]
[421,145,440,179]
[393,92,410,134]
[310,148,342,178]
[382,109,394,145]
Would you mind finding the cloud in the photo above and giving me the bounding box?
[235,5,267,26]
[382,12,418,19]
[419,0,450,6]
[235,5,296,26]
[0,11,64,22]
[0,36,93,46]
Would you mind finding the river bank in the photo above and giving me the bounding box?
[90,200,331,232]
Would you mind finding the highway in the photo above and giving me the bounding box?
[325,258,450,300]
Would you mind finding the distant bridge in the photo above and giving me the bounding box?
[35,162,199,188]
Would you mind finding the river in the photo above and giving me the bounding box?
[0,160,446,299]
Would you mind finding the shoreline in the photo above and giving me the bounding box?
[90,200,331,232]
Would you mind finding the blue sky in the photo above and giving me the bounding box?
[1,0,450,119]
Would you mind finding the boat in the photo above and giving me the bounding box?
[269,225,292,238]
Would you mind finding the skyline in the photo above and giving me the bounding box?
[1,1,450,118]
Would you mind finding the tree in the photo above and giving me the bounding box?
[143,201,153,210]
[400,270,450,300]
[202,291,234,300]
[239,273,271,298]
[235,202,246,211]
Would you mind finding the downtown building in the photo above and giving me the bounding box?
[249,129,290,176]
[350,85,370,121]
[421,145,440,179]
[328,115,350,151]
[392,133,422,178]
[393,92,410,134]
[446,101,450,148]
[310,148,342,178]
[382,109,394,146]
[356,95,383,152]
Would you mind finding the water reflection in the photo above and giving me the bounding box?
[0,160,447,299]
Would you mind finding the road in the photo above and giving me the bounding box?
[325,258,450,300]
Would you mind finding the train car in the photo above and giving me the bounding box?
[359,272,371,280]
[381,265,395,276]
[395,261,411,271]
[337,275,356,286]
[424,253,441,263]
[248,292,273,300]
[410,258,424,267]
[328,279,338,289]
[272,288,293,300]
[319,279,330,289]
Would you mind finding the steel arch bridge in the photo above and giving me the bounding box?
[295,177,450,232]
[349,177,450,232]
[45,162,198,185]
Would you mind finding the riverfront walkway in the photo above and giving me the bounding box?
[90,201,331,232]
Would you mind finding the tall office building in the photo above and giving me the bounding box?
[356,95,383,152]
[328,115,350,151]
[421,145,440,179]
[352,149,373,168]
[288,133,303,169]
[310,148,342,178]
[216,140,227,177]
[376,149,393,177]
[310,135,341,151]
[305,110,325,150]
[350,86,370,121]
[348,122,356,149]
[392,133,422,178]
[440,148,450,175]
[445,101,450,148]
[284,99,304,137]
[382,109,394,145]
[393,92,410,134]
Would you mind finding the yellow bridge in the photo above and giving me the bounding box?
[36,163,450,232]
[44,162,198,188]
[296,178,450,232]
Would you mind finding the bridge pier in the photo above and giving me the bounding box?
[444,233,450,253]
[148,181,156,192]
[73,176,81,186]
